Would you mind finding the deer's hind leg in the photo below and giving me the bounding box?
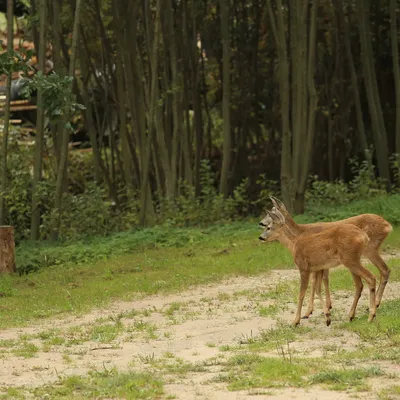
[364,247,390,308]
[344,261,376,322]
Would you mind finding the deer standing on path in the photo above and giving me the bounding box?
[259,209,377,326]
[259,197,392,318]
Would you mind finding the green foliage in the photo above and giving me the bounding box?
[0,45,33,75]
[20,72,85,129]
[299,194,400,226]
[306,156,386,208]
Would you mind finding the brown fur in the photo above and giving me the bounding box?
[260,200,392,317]
[259,219,377,326]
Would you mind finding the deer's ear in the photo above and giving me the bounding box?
[270,208,285,224]
[269,196,287,212]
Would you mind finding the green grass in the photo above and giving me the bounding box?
[341,298,400,344]
[220,355,309,390]
[379,385,400,400]
[309,366,383,391]
[30,368,164,399]
[1,222,294,329]
[12,341,39,358]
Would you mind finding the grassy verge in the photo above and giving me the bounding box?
[1,222,294,328]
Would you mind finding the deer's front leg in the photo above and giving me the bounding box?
[293,268,311,326]
[303,271,317,319]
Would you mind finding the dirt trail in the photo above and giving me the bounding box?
[0,263,399,399]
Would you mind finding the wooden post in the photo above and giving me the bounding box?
[0,226,16,274]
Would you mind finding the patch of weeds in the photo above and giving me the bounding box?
[264,281,297,302]
[309,366,384,391]
[258,304,279,317]
[120,309,138,319]
[0,339,17,348]
[127,320,158,340]
[341,299,400,344]
[156,355,206,377]
[221,355,308,390]
[164,302,182,316]
[138,352,157,364]
[62,353,73,364]
[90,321,124,343]
[219,344,237,352]
[379,385,400,400]
[0,387,25,399]
[12,342,39,358]
[206,342,216,348]
[31,367,164,399]
[217,292,231,302]
[247,324,310,352]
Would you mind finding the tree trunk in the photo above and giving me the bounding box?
[0,226,16,274]
[341,3,369,154]
[30,0,47,240]
[219,0,232,197]
[51,0,82,240]
[139,0,161,227]
[390,0,400,155]
[267,0,293,210]
[0,0,14,225]
[357,0,391,188]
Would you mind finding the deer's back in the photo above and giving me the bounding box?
[293,225,369,270]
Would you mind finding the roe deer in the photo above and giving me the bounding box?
[259,209,377,326]
[260,197,392,318]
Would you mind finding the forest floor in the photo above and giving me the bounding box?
[1,250,400,399]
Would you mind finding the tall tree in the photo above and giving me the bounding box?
[357,0,391,188]
[219,0,232,197]
[390,0,400,156]
[268,0,318,213]
[0,0,14,225]
[51,0,82,240]
[30,0,47,240]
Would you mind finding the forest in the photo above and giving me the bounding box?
[0,0,400,241]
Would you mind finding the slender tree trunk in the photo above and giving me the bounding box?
[30,0,47,240]
[357,0,391,189]
[340,3,368,154]
[267,0,292,210]
[0,0,14,225]
[390,0,400,155]
[219,0,232,197]
[51,0,82,240]
[139,0,161,226]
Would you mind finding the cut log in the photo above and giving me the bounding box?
[0,226,16,274]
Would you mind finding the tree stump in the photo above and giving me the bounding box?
[0,226,16,274]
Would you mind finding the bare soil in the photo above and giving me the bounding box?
[1,265,399,399]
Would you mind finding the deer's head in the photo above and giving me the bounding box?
[259,196,288,228]
[259,208,286,242]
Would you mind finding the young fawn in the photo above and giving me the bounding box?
[260,197,392,318]
[259,209,377,327]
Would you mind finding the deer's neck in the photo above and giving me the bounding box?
[276,225,297,254]
[285,213,303,235]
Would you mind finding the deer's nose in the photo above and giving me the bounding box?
[259,222,266,228]
[259,236,266,241]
